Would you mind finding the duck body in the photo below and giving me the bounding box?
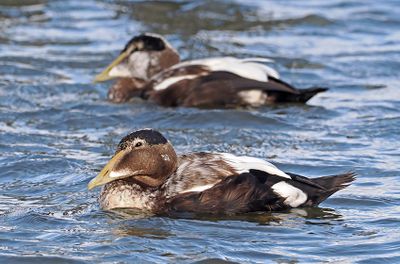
[95,34,327,108]
[88,130,355,215]
[142,57,327,108]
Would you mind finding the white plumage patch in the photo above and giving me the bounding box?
[220,153,291,179]
[179,57,279,80]
[179,184,216,194]
[153,57,280,91]
[109,52,151,80]
[109,169,143,178]
[238,90,268,106]
[271,181,307,207]
[154,75,200,90]
[109,62,131,79]
[109,169,129,178]
[128,51,151,80]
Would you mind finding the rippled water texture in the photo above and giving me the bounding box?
[1,0,400,263]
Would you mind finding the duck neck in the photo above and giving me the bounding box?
[100,179,162,211]
[108,77,147,103]
[131,175,165,189]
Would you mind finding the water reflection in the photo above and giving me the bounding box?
[103,206,342,235]
[113,225,172,239]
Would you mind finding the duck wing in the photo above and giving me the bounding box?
[148,57,280,91]
[165,170,355,215]
[144,58,326,107]
[164,153,292,197]
[162,57,279,81]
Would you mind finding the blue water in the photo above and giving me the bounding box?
[1,0,399,263]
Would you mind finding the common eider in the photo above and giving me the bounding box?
[94,33,327,108]
[88,129,355,215]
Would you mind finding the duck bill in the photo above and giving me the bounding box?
[87,150,127,190]
[93,51,129,83]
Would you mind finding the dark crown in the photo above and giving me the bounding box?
[117,129,168,150]
[122,34,166,53]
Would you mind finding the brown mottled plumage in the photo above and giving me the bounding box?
[87,129,355,215]
[108,78,146,103]
[93,33,327,107]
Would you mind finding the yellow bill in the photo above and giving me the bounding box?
[87,150,126,190]
[93,51,129,83]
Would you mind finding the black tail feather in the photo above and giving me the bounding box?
[292,87,328,103]
[270,86,328,103]
[312,171,357,190]
[266,77,328,103]
[299,87,328,102]
[310,172,356,205]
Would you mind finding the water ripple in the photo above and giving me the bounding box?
[0,0,399,263]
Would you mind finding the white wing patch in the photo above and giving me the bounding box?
[220,153,291,179]
[271,181,307,207]
[153,57,280,91]
[154,75,199,91]
[179,184,216,194]
[177,57,279,81]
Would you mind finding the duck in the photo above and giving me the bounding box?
[88,129,355,215]
[93,33,328,108]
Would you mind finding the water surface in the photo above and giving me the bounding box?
[1,0,399,263]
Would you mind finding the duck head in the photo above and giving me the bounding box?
[94,33,180,82]
[88,129,178,190]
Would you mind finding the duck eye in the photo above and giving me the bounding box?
[135,142,143,147]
